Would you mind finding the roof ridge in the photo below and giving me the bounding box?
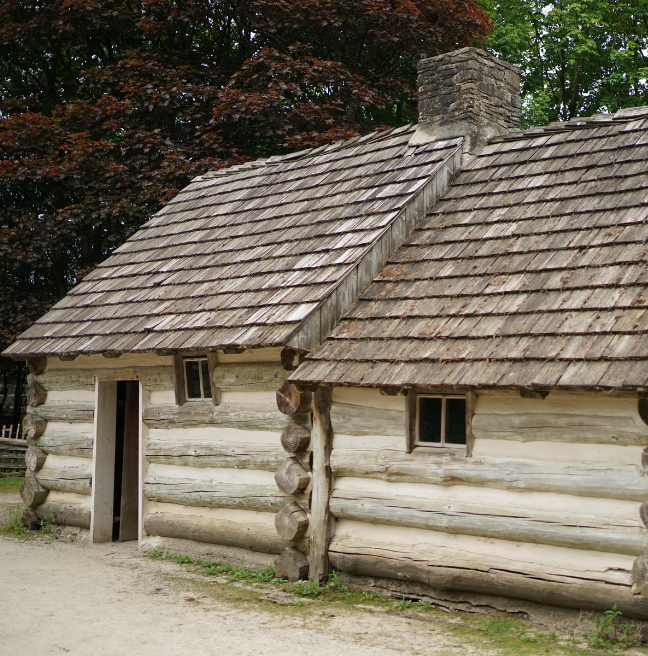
[487,105,648,144]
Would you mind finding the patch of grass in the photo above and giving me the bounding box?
[145,549,165,560]
[483,618,520,636]
[0,506,27,537]
[39,513,59,537]
[0,476,23,492]
[415,600,435,613]
[290,578,323,598]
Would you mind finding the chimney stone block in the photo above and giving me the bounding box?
[410,47,521,152]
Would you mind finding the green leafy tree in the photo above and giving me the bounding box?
[485,0,648,126]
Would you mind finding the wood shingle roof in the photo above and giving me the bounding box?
[292,107,648,390]
[4,127,462,358]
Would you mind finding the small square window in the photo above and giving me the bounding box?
[184,358,212,401]
[416,395,466,446]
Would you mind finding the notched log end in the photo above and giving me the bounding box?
[26,357,47,376]
[276,381,312,416]
[280,423,311,453]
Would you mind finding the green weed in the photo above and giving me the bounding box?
[324,570,347,592]
[290,578,323,598]
[415,600,435,613]
[587,605,636,649]
[39,513,59,536]
[0,506,27,536]
[483,618,519,636]
[391,597,412,611]
[146,549,165,560]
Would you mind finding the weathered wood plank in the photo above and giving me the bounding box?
[28,402,94,423]
[32,366,175,391]
[143,403,305,432]
[310,386,334,582]
[37,431,94,458]
[144,512,284,554]
[330,490,648,556]
[36,501,91,529]
[213,362,288,391]
[329,535,648,619]
[145,438,308,471]
[331,403,405,437]
[36,466,92,495]
[472,413,648,446]
[330,449,648,501]
[144,477,308,512]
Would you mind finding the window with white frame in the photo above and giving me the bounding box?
[416,395,466,446]
[184,357,212,401]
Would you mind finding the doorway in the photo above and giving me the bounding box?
[91,380,140,543]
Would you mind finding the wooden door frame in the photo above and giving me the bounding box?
[90,377,142,543]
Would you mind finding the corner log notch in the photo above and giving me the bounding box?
[309,386,334,582]
[276,381,312,415]
[275,502,309,541]
[26,381,47,407]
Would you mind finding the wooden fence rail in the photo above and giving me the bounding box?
[0,424,27,476]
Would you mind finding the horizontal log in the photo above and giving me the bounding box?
[145,439,308,471]
[28,402,94,423]
[143,403,305,432]
[37,431,94,458]
[144,512,284,554]
[213,362,288,391]
[472,412,648,446]
[36,502,91,529]
[0,438,28,448]
[331,491,648,556]
[36,466,92,496]
[144,477,308,512]
[331,403,405,437]
[330,449,648,501]
[34,366,175,391]
[329,535,648,619]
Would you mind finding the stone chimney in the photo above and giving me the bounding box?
[410,47,521,152]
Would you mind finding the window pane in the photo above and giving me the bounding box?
[201,360,212,399]
[446,398,467,444]
[185,361,202,398]
[418,397,442,443]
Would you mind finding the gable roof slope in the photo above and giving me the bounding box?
[292,106,648,391]
[4,127,463,358]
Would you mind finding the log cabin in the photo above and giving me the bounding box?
[7,46,648,617]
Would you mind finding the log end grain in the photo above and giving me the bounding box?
[275,502,309,541]
[20,471,49,508]
[276,381,312,416]
[634,552,648,596]
[23,413,47,440]
[274,457,310,495]
[280,423,311,453]
[26,357,47,375]
[274,547,310,581]
[26,381,48,407]
[25,444,47,472]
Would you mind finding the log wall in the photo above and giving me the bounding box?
[25,349,297,554]
[326,386,648,617]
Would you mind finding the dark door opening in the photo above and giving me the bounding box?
[112,381,140,541]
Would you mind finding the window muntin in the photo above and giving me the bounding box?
[416,395,466,446]
[184,358,212,400]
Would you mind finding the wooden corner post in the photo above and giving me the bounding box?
[309,385,334,582]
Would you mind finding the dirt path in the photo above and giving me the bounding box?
[3,528,648,656]
[1,537,458,656]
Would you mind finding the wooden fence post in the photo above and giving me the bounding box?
[309,385,334,583]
